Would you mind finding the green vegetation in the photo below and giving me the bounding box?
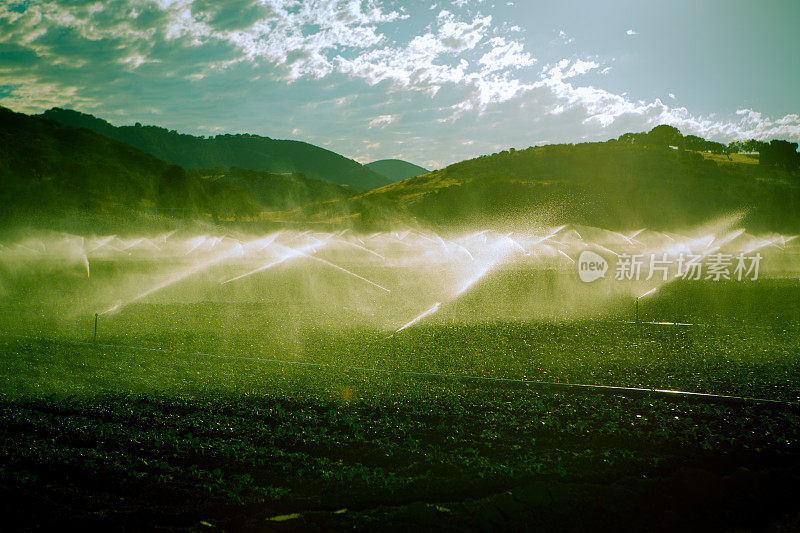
[4,107,799,235]
[0,108,366,231]
[365,159,429,182]
[2,112,800,529]
[300,131,800,232]
[210,167,355,212]
[40,108,392,191]
[1,317,799,530]
[1,271,798,529]
[617,125,800,171]
[0,106,259,226]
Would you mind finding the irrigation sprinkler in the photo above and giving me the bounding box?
[93,313,98,343]
[635,287,659,324]
[396,302,441,333]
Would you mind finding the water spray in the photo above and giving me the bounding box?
[396,302,441,332]
[635,287,659,323]
[307,256,391,293]
[4,221,797,332]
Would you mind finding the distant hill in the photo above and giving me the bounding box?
[5,110,799,234]
[289,141,800,232]
[40,108,392,191]
[0,108,355,228]
[210,167,354,211]
[0,106,258,224]
[365,159,429,182]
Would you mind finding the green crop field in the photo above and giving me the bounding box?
[1,227,799,531]
[3,8,799,529]
[1,314,800,530]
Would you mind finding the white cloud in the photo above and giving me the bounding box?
[197,124,225,133]
[478,37,535,73]
[0,72,98,113]
[564,59,599,78]
[657,107,800,141]
[776,113,800,125]
[368,114,395,128]
[435,9,491,52]
[0,0,541,119]
[119,54,161,70]
[519,59,800,140]
[557,29,574,44]
[334,9,539,113]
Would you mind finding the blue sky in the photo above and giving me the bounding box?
[1,0,798,169]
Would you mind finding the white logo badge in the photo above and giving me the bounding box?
[578,250,608,282]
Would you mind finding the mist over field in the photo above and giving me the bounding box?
[2,218,799,337]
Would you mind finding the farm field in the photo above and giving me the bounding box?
[2,3,799,529]
[1,317,800,531]
[1,227,800,530]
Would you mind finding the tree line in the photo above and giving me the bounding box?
[615,125,799,170]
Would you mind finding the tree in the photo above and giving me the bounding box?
[617,132,646,145]
[646,125,683,147]
[741,139,768,154]
[681,135,707,151]
[158,164,193,208]
[759,140,800,170]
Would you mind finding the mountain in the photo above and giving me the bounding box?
[287,141,800,232]
[0,106,260,224]
[40,108,391,191]
[364,159,429,182]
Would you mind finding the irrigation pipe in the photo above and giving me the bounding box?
[3,333,799,410]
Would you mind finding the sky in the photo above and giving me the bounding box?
[1,0,799,169]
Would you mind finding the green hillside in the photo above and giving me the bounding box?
[4,110,798,234]
[295,139,800,232]
[40,108,391,191]
[0,106,259,225]
[365,159,429,182]
[210,167,354,211]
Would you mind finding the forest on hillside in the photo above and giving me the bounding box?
[2,108,798,234]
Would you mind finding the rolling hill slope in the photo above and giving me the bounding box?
[210,167,354,211]
[0,106,258,223]
[5,109,798,234]
[291,142,800,232]
[0,108,357,229]
[40,108,391,191]
[365,159,429,182]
